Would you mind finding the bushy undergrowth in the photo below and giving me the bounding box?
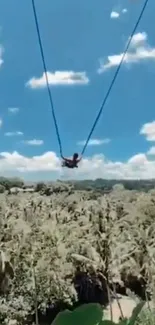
[0,184,155,323]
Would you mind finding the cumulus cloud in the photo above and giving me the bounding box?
[26,71,89,88]
[140,121,155,141]
[110,11,120,19]
[23,139,44,146]
[98,32,155,73]
[8,107,19,114]
[77,138,111,146]
[0,150,155,180]
[129,32,147,48]
[0,45,4,67]
[147,146,155,155]
[110,8,127,19]
[2,120,155,180]
[0,151,60,173]
[5,131,23,137]
[128,153,147,165]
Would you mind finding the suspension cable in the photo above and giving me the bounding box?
[81,0,149,156]
[31,0,63,157]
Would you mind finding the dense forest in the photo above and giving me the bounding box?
[0,176,155,192]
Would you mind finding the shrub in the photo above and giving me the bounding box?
[35,182,46,192]
[51,302,145,325]
[0,184,5,193]
[0,177,24,190]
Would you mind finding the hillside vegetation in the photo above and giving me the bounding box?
[0,178,155,324]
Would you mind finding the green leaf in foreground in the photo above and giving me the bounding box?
[99,320,117,325]
[51,310,73,325]
[51,303,103,325]
[51,302,145,325]
[118,319,128,325]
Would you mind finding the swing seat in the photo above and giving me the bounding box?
[62,161,78,169]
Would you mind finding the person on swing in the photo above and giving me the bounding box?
[61,153,81,169]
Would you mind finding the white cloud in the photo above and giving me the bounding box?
[0,150,155,180]
[0,151,60,173]
[0,119,2,127]
[98,32,155,73]
[147,146,155,155]
[110,11,120,19]
[26,71,89,89]
[128,153,147,165]
[2,121,155,179]
[110,8,127,19]
[5,131,23,137]
[130,32,147,47]
[140,121,155,141]
[0,45,4,67]
[78,138,111,146]
[8,107,19,114]
[23,139,44,146]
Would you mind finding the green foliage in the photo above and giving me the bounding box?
[73,179,155,192]
[135,307,155,325]
[0,182,154,324]
[35,182,46,192]
[51,303,144,325]
[128,302,145,325]
[99,319,116,325]
[0,184,5,193]
[0,176,24,190]
[52,303,103,325]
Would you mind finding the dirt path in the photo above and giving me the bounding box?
[104,296,139,323]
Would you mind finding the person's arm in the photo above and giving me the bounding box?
[77,156,82,163]
[64,157,72,163]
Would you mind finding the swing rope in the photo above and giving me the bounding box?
[31,0,63,157]
[31,0,149,159]
[80,0,149,156]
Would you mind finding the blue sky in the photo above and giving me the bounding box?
[0,0,155,180]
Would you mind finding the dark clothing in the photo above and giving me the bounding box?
[62,159,78,168]
[62,155,80,169]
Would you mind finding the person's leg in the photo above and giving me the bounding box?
[62,160,69,167]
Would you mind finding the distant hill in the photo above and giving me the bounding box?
[70,178,155,192]
[1,176,155,192]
